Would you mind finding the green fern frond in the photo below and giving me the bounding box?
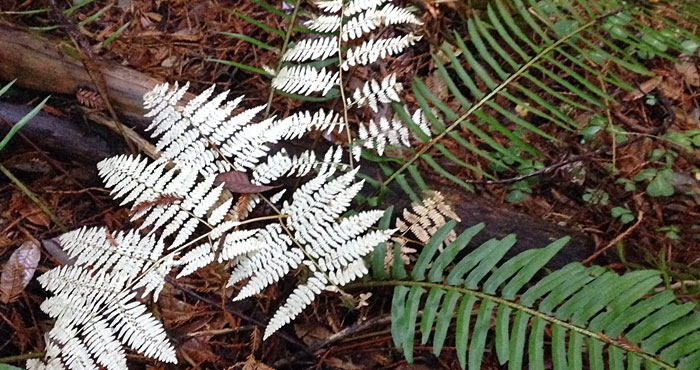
[368,222,700,369]
[382,0,698,194]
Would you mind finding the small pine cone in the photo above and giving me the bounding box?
[76,88,104,109]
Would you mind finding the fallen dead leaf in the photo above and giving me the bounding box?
[624,76,662,101]
[0,240,41,304]
[675,61,700,87]
[214,171,280,194]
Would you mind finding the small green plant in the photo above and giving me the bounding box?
[611,206,635,224]
[657,225,682,241]
[634,168,675,197]
[582,188,609,205]
[616,178,637,192]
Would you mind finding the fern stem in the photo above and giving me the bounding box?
[0,352,45,363]
[264,0,303,117]
[351,279,676,369]
[377,9,621,191]
[336,2,355,170]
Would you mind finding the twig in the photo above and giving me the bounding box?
[464,89,677,186]
[582,210,644,264]
[0,163,67,232]
[84,110,157,158]
[163,276,315,359]
[273,314,392,368]
[48,0,136,153]
[0,117,105,206]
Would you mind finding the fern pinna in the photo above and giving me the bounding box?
[370,220,700,370]
[28,81,393,370]
[378,0,700,197]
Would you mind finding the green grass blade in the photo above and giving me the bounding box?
[219,32,279,52]
[0,96,50,152]
[103,21,131,46]
[207,59,271,76]
[0,80,16,97]
[225,9,286,36]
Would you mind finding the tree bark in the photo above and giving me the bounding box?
[0,102,121,162]
[0,25,192,128]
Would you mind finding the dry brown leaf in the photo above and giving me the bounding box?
[675,62,700,87]
[19,202,51,227]
[214,171,280,194]
[659,77,684,101]
[0,240,41,304]
[624,76,662,101]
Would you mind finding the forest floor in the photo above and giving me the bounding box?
[0,0,699,369]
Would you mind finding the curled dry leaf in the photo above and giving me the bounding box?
[623,76,662,101]
[214,171,280,194]
[0,240,41,304]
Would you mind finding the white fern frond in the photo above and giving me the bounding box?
[271,65,339,96]
[263,272,328,340]
[348,73,402,112]
[220,117,282,171]
[377,4,423,26]
[59,227,162,282]
[341,11,382,41]
[317,229,395,272]
[143,83,267,176]
[270,189,287,203]
[251,146,344,185]
[345,0,390,16]
[176,243,215,278]
[357,116,410,155]
[276,109,345,140]
[103,291,177,363]
[37,267,177,368]
[283,36,338,62]
[227,225,300,288]
[404,106,433,139]
[133,254,177,301]
[218,229,264,262]
[327,259,368,286]
[329,209,386,242]
[342,5,420,41]
[98,155,234,249]
[342,34,421,70]
[314,0,342,13]
[82,319,127,370]
[304,15,340,33]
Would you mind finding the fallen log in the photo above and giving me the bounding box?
[0,25,192,128]
[0,102,121,162]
